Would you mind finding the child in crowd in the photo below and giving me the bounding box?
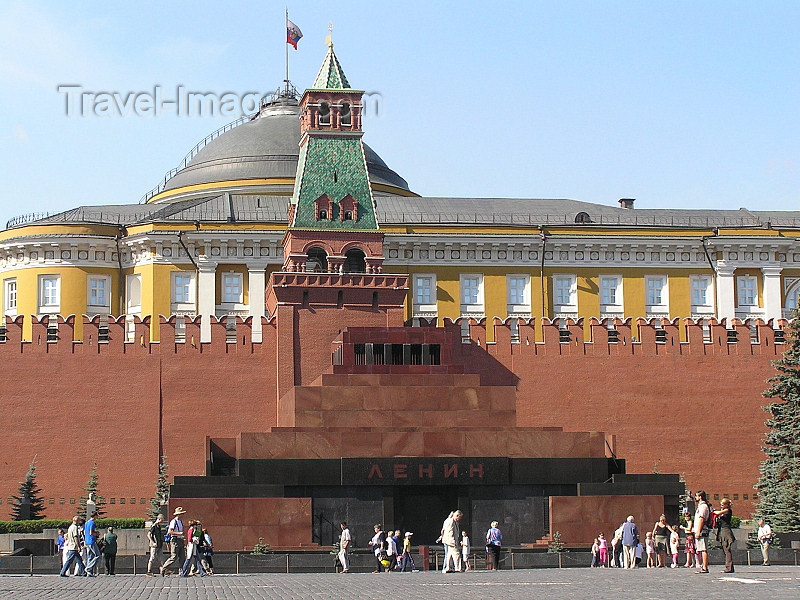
[461,530,471,571]
[597,532,608,567]
[591,538,599,567]
[645,532,655,568]
[669,525,680,568]
[684,532,696,568]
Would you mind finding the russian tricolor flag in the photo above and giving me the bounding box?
[287,19,303,49]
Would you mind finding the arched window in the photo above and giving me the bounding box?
[340,102,351,126]
[318,209,328,220]
[319,102,330,125]
[306,247,328,273]
[343,248,366,273]
[343,210,353,221]
[574,211,592,224]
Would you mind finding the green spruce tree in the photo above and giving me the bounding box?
[80,463,106,518]
[148,456,170,520]
[755,310,800,531]
[10,460,46,520]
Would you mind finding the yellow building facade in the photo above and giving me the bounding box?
[2,89,800,343]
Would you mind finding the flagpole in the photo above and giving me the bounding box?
[285,8,289,96]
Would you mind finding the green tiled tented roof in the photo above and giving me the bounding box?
[291,137,377,230]
[311,45,352,90]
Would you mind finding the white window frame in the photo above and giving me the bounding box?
[4,279,17,317]
[171,272,196,308]
[690,275,713,314]
[87,275,111,313]
[38,275,60,314]
[412,273,437,316]
[553,274,577,314]
[460,273,484,315]
[645,275,668,314]
[737,275,757,308]
[222,272,243,305]
[599,275,623,314]
[506,274,530,314]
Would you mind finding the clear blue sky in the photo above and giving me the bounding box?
[1,0,799,225]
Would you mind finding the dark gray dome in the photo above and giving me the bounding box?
[159,96,410,196]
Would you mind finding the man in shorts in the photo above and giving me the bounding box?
[692,490,710,573]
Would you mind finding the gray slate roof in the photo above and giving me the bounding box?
[159,98,409,194]
[10,196,800,230]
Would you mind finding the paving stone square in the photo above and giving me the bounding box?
[0,566,798,599]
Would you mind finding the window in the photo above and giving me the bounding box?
[222,273,243,304]
[599,275,622,310]
[507,275,530,314]
[415,275,433,305]
[340,102,351,126]
[172,273,193,304]
[691,276,712,307]
[4,279,16,316]
[507,275,528,306]
[460,274,484,314]
[413,274,437,315]
[690,275,713,316]
[554,275,577,311]
[38,276,60,313]
[319,101,330,125]
[87,276,110,311]
[645,275,668,313]
[737,275,757,307]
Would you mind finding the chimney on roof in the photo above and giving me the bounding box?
[618,198,635,209]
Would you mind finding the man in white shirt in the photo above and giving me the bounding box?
[59,516,86,577]
[757,519,773,566]
[385,529,398,570]
[338,522,351,573]
[160,507,186,575]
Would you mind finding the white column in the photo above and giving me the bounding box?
[197,259,217,343]
[762,266,783,324]
[716,263,735,323]
[248,262,268,343]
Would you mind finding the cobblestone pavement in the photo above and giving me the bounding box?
[1,567,798,599]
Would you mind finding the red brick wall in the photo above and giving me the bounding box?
[0,314,778,520]
[452,317,780,517]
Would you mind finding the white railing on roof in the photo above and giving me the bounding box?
[5,212,51,229]
[376,213,800,228]
[136,86,300,205]
[138,114,253,204]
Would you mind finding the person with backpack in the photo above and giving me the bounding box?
[692,490,711,573]
[160,507,186,576]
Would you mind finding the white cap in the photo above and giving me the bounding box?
[405,531,413,537]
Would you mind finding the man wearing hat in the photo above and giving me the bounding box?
[160,507,187,575]
[399,532,416,572]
